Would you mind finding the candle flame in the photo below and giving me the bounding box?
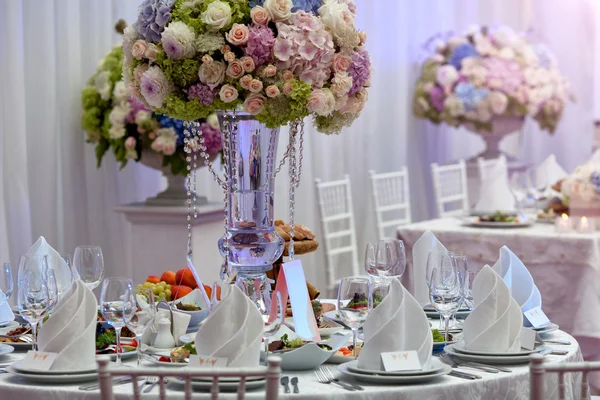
[582,216,588,223]
[561,213,568,220]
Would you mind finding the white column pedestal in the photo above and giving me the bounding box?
[115,203,225,285]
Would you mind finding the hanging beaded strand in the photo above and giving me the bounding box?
[183,121,195,258]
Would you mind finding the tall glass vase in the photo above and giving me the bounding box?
[216,111,285,298]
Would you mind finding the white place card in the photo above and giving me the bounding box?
[188,355,228,368]
[524,307,550,328]
[381,350,422,372]
[520,328,537,351]
[281,260,320,341]
[20,351,57,371]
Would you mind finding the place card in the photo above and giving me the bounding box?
[20,351,57,371]
[524,307,550,328]
[381,351,422,372]
[188,355,228,368]
[520,328,537,350]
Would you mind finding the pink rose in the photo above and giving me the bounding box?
[221,44,231,54]
[332,54,352,73]
[163,142,176,156]
[224,52,236,63]
[307,88,335,116]
[226,60,245,79]
[263,65,277,78]
[243,93,266,115]
[134,64,149,83]
[124,136,137,150]
[219,84,239,103]
[282,81,293,96]
[251,6,270,25]
[132,40,148,60]
[144,44,159,61]
[240,56,256,73]
[265,85,280,98]
[198,61,226,89]
[226,24,250,46]
[249,79,264,93]
[202,55,214,64]
[240,74,253,90]
[282,70,294,81]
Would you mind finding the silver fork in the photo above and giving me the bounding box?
[143,377,161,393]
[440,354,491,374]
[321,367,364,391]
[314,369,355,391]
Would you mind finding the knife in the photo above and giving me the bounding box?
[449,370,482,380]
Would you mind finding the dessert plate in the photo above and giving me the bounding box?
[444,344,541,364]
[8,366,97,383]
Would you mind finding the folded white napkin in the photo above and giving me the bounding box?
[358,279,432,370]
[492,246,542,317]
[463,265,522,352]
[26,237,75,296]
[535,154,567,189]
[0,291,14,323]
[475,156,516,212]
[412,231,447,306]
[37,280,98,370]
[194,285,262,367]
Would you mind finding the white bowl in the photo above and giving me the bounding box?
[167,289,210,327]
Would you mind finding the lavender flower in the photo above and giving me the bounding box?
[292,0,322,13]
[244,24,276,67]
[186,83,217,106]
[429,85,445,112]
[140,66,171,108]
[449,43,479,70]
[347,48,371,95]
[133,0,175,43]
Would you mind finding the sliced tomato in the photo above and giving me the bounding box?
[159,356,171,363]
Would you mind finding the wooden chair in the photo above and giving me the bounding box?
[430,160,469,218]
[369,168,412,239]
[97,356,281,400]
[315,175,360,294]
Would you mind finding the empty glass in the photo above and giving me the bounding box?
[100,277,132,365]
[429,266,463,343]
[17,256,52,350]
[74,246,104,290]
[124,286,156,366]
[447,254,468,329]
[0,263,13,299]
[364,239,406,278]
[337,277,371,358]
[425,251,456,288]
[463,268,479,311]
[256,290,283,364]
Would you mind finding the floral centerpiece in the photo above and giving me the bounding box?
[559,162,600,225]
[122,0,371,134]
[413,25,571,140]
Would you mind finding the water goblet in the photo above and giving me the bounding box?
[429,267,462,343]
[74,246,104,290]
[337,277,371,358]
[124,286,156,367]
[100,277,132,365]
[0,263,13,299]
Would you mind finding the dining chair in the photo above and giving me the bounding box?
[477,155,507,182]
[315,175,360,295]
[430,160,469,218]
[97,356,281,400]
[369,168,412,239]
[529,353,600,400]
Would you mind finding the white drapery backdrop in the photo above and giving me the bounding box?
[0,0,596,286]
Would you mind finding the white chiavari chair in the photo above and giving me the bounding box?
[97,356,281,400]
[315,175,360,295]
[369,168,412,239]
[529,353,600,400]
[430,160,469,218]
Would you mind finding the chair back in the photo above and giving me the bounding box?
[97,356,281,400]
[315,175,360,294]
[369,168,412,239]
[430,160,469,218]
[529,353,592,400]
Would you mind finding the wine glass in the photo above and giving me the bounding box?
[364,239,406,278]
[429,266,462,343]
[74,246,104,290]
[337,277,371,358]
[18,271,51,351]
[100,277,132,365]
[124,285,156,367]
[0,263,13,299]
[463,268,479,311]
[256,290,283,364]
[60,253,78,282]
[447,254,468,329]
[425,250,455,311]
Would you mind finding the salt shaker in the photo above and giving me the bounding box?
[153,317,175,348]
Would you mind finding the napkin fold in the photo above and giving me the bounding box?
[26,237,75,296]
[492,246,542,316]
[535,154,567,190]
[475,155,516,212]
[0,291,14,323]
[358,279,432,370]
[412,231,447,306]
[37,280,98,370]
[194,285,262,367]
[463,265,522,352]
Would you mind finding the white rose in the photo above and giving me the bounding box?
[94,71,111,101]
[521,47,539,67]
[108,124,126,139]
[487,91,508,115]
[263,0,293,22]
[201,1,232,32]
[109,105,129,126]
[443,95,465,117]
[135,110,152,125]
[498,47,516,60]
[524,68,540,87]
[207,113,219,130]
[112,81,129,102]
[318,0,355,37]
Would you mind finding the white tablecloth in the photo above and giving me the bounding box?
[0,329,585,399]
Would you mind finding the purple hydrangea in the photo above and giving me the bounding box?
[347,48,371,95]
[199,123,223,155]
[133,0,175,43]
[449,43,479,70]
[292,0,322,13]
[245,24,276,67]
[186,83,217,106]
[429,85,445,112]
[454,82,488,111]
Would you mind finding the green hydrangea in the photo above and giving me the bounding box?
[155,54,201,88]
[256,80,311,129]
[315,111,358,135]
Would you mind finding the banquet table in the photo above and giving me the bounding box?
[0,329,585,400]
[397,217,600,390]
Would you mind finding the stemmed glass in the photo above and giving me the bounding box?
[256,290,283,364]
[0,263,13,299]
[462,268,479,311]
[124,285,156,367]
[60,253,78,282]
[337,277,371,359]
[447,254,468,329]
[100,277,132,365]
[74,246,104,290]
[365,239,406,305]
[429,266,462,343]
[425,251,456,316]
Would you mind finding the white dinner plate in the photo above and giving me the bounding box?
[1,340,33,350]
[96,350,137,361]
[345,358,447,376]
[452,341,546,356]
[328,353,356,364]
[444,344,540,364]
[285,317,344,337]
[12,363,98,375]
[8,366,98,383]
[533,322,559,335]
[169,377,265,392]
[463,220,534,229]
[0,321,21,332]
[469,210,518,217]
[145,356,188,368]
[0,343,15,357]
[338,360,451,384]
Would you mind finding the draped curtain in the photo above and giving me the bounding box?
[0,0,596,286]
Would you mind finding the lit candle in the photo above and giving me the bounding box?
[555,213,572,233]
[578,216,594,233]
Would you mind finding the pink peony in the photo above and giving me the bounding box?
[140,66,170,108]
[226,60,245,79]
[226,23,250,46]
[307,88,335,116]
[332,54,352,73]
[251,6,270,25]
[144,44,159,61]
[243,93,266,115]
[219,84,239,103]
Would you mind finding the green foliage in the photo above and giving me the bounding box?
[256,80,311,129]
[156,53,201,88]
[95,138,110,167]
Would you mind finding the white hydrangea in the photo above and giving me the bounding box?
[112,81,129,103]
[162,21,196,59]
[94,71,111,101]
[108,124,126,139]
[108,104,130,127]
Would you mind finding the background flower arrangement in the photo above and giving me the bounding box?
[561,163,600,203]
[413,25,572,132]
[82,44,222,176]
[122,0,371,134]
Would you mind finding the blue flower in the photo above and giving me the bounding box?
[454,82,488,111]
[449,43,479,70]
[133,0,175,43]
[292,0,322,13]
[156,115,186,146]
[249,0,265,6]
[533,43,555,69]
